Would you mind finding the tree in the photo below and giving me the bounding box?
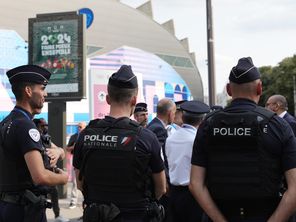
[259,55,296,115]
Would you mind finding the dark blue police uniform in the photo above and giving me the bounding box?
[191,58,296,222]
[73,65,165,222]
[0,65,51,222]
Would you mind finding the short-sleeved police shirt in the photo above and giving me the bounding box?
[3,106,43,155]
[1,106,43,183]
[73,116,165,174]
[191,99,296,172]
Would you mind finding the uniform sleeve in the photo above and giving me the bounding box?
[14,119,43,155]
[191,121,208,167]
[281,122,296,171]
[73,131,85,170]
[149,135,165,173]
[67,133,78,146]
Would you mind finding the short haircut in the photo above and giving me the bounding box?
[11,82,35,101]
[182,113,204,126]
[274,95,288,110]
[157,99,175,116]
[107,84,138,104]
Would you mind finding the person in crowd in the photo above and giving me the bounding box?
[265,94,296,136]
[0,65,68,222]
[73,65,166,222]
[166,100,209,222]
[189,57,296,222]
[34,118,69,222]
[147,98,176,222]
[166,100,187,137]
[66,121,86,209]
[133,102,148,127]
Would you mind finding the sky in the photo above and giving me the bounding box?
[120,0,296,95]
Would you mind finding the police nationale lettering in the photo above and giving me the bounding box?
[213,127,251,136]
[83,134,118,148]
[84,135,118,142]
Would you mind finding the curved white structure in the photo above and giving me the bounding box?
[0,0,204,99]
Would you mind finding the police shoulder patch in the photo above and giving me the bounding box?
[29,129,40,142]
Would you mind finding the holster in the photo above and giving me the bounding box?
[23,189,52,209]
[83,203,120,222]
[147,202,165,222]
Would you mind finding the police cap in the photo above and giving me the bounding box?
[108,65,138,89]
[175,100,187,110]
[229,57,260,84]
[6,64,51,85]
[134,102,148,113]
[180,100,210,115]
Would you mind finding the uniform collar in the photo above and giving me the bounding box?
[182,123,197,131]
[230,98,257,107]
[13,106,34,120]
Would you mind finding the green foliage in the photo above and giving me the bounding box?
[259,55,296,115]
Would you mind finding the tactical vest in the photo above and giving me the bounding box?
[0,114,33,192]
[80,117,152,207]
[205,106,281,201]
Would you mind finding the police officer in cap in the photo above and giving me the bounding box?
[165,100,209,222]
[189,57,296,222]
[0,65,68,222]
[73,65,166,222]
[167,100,187,137]
[134,102,148,127]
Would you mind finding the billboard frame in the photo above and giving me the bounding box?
[28,11,86,101]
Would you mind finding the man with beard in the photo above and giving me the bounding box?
[133,102,148,127]
[0,65,68,222]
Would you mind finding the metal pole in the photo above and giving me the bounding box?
[48,101,67,198]
[206,0,216,106]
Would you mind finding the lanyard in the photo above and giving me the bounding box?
[13,108,32,121]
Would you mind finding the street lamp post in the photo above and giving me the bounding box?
[206,0,216,106]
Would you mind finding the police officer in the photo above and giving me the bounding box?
[73,65,166,222]
[33,118,69,222]
[189,57,296,222]
[134,102,148,127]
[0,65,68,222]
[166,100,187,137]
[165,100,209,222]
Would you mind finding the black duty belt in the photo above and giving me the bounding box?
[0,192,27,205]
[170,185,189,191]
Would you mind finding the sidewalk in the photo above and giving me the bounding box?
[47,183,84,222]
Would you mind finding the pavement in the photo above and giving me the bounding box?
[46,183,84,222]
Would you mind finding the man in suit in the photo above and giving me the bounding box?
[147,98,176,164]
[265,94,296,136]
[147,98,176,222]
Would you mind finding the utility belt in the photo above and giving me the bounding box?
[216,198,280,220]
[0,189,52,209]
[83,201,165,222]
[170,185,189,192]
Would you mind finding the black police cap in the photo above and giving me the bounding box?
[108,65,138,89]
[180,100,210,115]
[229,57,260,84]
[175,100,187,110]
[6,64,51,85]
[134,102,148,113]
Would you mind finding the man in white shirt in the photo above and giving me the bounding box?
[165,100,210,222]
